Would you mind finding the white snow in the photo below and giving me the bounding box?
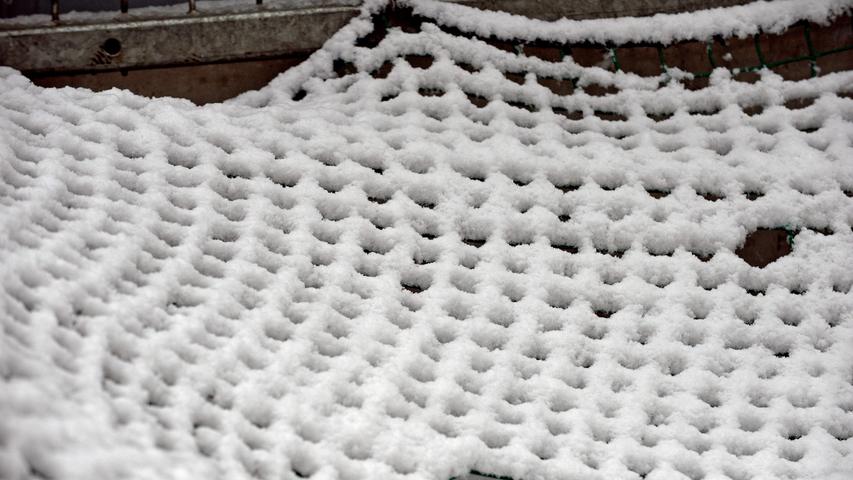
[407,0,853,44]
[1,1,853,480]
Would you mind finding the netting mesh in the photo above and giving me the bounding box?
[1,2,853,480]
[343,7,853,91]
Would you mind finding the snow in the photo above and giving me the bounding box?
[407,0,853,45]
[2,1,853,479]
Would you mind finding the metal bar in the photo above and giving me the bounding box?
[188,0,196,14]
[121,0,128,14]
[51,0,59,22]
[0,6,359,73]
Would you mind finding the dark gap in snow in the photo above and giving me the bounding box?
[483,36,517,53]
[505,99,537,112]
[371,61,394,79]
[355,10,389,49]
[504,71,526,85]
[387,6,426,34]
[741,103,764,116]
[522,40,564,62]
[551,243,579,254]
[784,96,817,110]
[647,111,675,122]
[466,93,490,108]
[583,83,620,96]
[807,226,832,236]
[598,248,627,258]
[594,110,628,122]
[698,191,724,202]
[553,106,584,120]
[417,87,444,97]
[744,190,764,200]
[462,238,485,248]
[405,55,434,69]
[736,228,793,268]
[332,59,358,77]
[538,76,574,96]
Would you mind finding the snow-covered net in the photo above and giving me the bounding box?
[2,1,853,479]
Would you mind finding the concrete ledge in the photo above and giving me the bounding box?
[0,5,358,73]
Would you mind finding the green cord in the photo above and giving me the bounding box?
[706,40,717,69]
[753,34,767,69]
[783,225,797,247]
[609,47,621,71]
[657,45,667,72]
[803,22,819,77]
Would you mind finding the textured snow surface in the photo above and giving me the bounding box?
[2,1,853,479]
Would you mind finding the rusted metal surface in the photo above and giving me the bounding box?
[0,4,358,73]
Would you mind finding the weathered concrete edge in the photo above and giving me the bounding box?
[0,6,359,73]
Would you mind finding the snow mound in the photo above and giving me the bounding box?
[2,1,853,479]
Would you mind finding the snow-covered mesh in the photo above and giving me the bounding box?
[2,1,853,480]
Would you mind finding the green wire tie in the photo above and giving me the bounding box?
[609,46,621,71]
[783,224,797,247]
[803,22,819,78]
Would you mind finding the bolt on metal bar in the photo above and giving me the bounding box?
[51,0,59,22]
[188,0,196,14]
[121,0,128,14]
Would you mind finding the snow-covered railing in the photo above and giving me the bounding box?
[0,1,361,74]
